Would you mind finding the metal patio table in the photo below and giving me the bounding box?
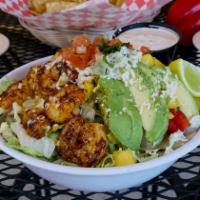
[0,7,200,200]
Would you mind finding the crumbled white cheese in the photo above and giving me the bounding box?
[160,69,179,101]
[45,125,51,132]
[55,72,69,90]
[101,47,142,87]
[77,67,94,88]
[139,102,151,115]
[122,107,127,112]
[190,115,200,129]
[105,108,111,113]
[18,83,22,89]
[27,119,33,127]
[45,56,62,70]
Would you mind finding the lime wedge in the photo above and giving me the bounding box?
[195,97,200,111]
[169,59,200,97]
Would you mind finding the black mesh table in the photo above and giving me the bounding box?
[0,8,200,200]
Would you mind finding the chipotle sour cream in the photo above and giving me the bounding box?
[117,27,179,51]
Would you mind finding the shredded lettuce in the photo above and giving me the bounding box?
[10,122,55,158]
[164,131,187,154]
[12,102,22,123]
[135,131,188,162]
[0,122,18,145]
[97,154,114,168]
[45,131,60,141]
[53,159,78,167]
[22,97,45,111]
[0,102,56,159]
[0,122,44,158]
[0,78,13,94]
[81,102,95,122]
[135,149,160,162]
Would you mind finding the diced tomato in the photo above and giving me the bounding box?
[72,34,91,48]
[140,46,150,54]
[93,36,104,46]
[62,35,102,69]
[68,53,89,69]
[168,109,190,134]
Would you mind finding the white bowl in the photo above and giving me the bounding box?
[0,57,200,192]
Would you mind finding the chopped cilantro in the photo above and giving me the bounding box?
[99,42,129,54]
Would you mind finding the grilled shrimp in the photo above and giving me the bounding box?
[58,116,107,167]
[35,61,78,98]
[21,108,51,139]
[0,79,32,112]
[45,85,85,123]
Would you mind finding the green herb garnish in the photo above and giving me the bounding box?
[99,42,129,54]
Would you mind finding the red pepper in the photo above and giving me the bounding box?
[168,109,190,134]
[167,0,200,45]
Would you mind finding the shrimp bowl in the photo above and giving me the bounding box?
[0,35,200,192]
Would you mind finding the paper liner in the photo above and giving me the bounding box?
[0,0,171,29]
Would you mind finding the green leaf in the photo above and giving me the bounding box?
[0,78,13,94]
[99,42,129,55]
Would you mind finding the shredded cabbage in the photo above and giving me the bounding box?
[97,154,114,168]
[165,131,188,154]
[0,122,18,145]
[22,97,45,111]
[10,122,55,158]
[0,78,13,94]
[12,102,22,123]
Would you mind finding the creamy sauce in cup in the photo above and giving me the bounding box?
[117,27,179,51]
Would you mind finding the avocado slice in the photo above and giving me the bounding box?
[98,78,143,150]
[129,64,169,147]
[145,64,199,118]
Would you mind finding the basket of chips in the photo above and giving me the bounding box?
[0,0,172,47]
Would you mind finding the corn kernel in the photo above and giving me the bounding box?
[83,81,94,100]
[113,150,136,166]
[195,97,200,111]
[142,54,165,68]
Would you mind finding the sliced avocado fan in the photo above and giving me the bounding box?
[98,78,143,150]
[129,63,169,147]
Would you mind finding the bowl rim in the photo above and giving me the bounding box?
[0,56,200,176]
[114,22,181,53]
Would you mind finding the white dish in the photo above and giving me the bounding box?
[193,31,200,50]
[0,57,200,192]
[0,33,9,55]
